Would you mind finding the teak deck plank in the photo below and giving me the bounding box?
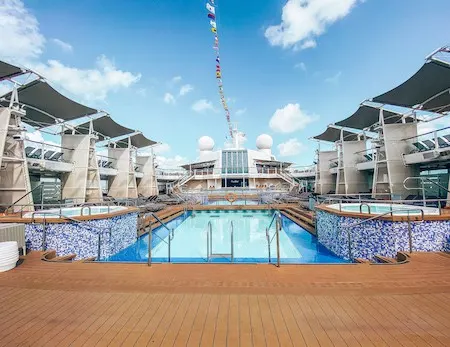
[0,251,449,347]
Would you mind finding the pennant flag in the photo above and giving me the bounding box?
[206,3,215,14]
[208,13,215,20]
[210,20,216,29]
[211,27,217,34]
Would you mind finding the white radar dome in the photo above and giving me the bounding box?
[198,136,215,151]
[256,134,273,150]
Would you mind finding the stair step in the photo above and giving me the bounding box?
[209,253,232,258]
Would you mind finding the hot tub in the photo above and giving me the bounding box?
[316,203,450,261]
[23,206,126,218]
[327,202,440,215]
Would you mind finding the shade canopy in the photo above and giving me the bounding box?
[114,133,156,148]
[66,116,135,140]
[313,127,359,143]
[373,61,450,113]
[0,61,24,82]
[0,80,98,127]
[335,105,409,129]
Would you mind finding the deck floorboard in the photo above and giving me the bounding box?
[0,251,449,346]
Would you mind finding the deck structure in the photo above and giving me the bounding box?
[0,252,449,346]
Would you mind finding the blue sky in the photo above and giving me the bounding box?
[1,0,450,167]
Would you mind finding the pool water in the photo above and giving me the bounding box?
[23,206,126,218]
[206,199,259,205]
[107,210,345,263]
[328,203,439,215]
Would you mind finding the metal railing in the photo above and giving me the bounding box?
[317,195,450,215]
[265,211,281,267]
[403,176,450,207]
[142,212,175,266]
[29,211,112,260]
[4,183,43,214]
[340,208,425,261]
[206,220,234,262]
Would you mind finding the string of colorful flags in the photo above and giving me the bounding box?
[206,0,233,137]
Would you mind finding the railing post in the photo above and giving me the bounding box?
[407,216,413,253]
[168,230,171,263]
[230,222,234,263]
[42,218,47,251]
[276,218,280,267]
[148,221,152,266]
[347,229,352,261]
[97,230,101,260]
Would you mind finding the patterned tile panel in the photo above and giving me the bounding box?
[24,212,138,260]
[316,210,450,261]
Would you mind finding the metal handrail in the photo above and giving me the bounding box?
[206,220,233,262]
[403,176,450,208]
[340,208,425,261]
[30,211,112,260]
[5,183,43,214]
[265,211,281,267]
[359,203,371,214]
[229,220,234,263]
[142,212,175,262]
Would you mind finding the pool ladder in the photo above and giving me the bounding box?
[206,221,234,262]
[265,211,281,267]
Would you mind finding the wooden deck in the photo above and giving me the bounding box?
[0,252,449,346]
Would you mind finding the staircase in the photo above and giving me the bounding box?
[280,206,316,235]
[277,170,299,190]
[173,171,194,190]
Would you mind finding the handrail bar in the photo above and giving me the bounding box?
[341,208,425,229]
[340,208,425,261]
[30,211,112,260]
[229,220,234,262]
[401,125,450,141]
[143,212,172,233]
[403,176,450,194]
[265,210,281,267]
[5,183,43,214]
[267,210,281,231]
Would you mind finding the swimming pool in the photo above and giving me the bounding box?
[107,210,345,263]
[327,203,439,215]
[206,199,259,205]
[23,206,126,218]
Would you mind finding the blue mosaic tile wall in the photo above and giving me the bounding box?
[25,212,138,260]
[316,210,450,261]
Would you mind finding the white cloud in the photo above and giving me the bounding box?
[278,138,307,157]
[179,84,194,96]
[269,103,317,133]
[153,143,171,154]
[0,0,141,101]
[265,0,361,50]
[192,99,215,113]
[155,155,188,169]
[51,38,73,52]
[0,82,11,96]
[235,108,247,116]
[30,56,141,101]
[136,88,147,97]
[164,92,175,104]
[0,0,45,61]
[294,62,307,71]
[325,71,342,84]
[170,76,182,85]
[224,132,247,149]
[25,130,61,151]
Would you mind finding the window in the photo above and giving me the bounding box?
[222,150,248,175]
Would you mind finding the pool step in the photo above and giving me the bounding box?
[280,209,316,235]
[208,253,232,259]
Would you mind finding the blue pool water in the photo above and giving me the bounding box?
[106,210,345,263]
